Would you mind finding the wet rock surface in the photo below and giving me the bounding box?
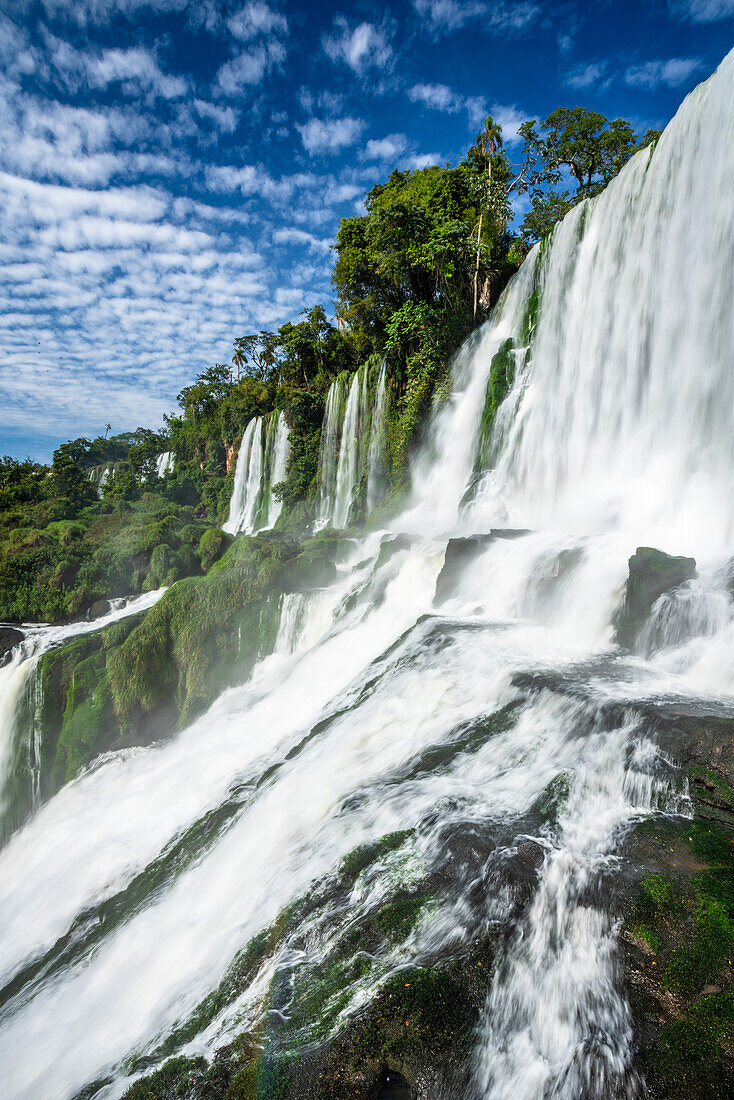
[617,706,734,1098]
[613,546,697,650]
[0,626,23,665]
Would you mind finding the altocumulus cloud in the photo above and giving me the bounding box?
[296,117,366,155]
[0,0,727,457]
[625,56,705,88]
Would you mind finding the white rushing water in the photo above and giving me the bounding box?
[366,360,389,513]
[0,588,166,841]
[225,413,292,535]
[263,411,290,530]
[317,362,390,529]
[0,50,733,1100]
[155,452,174,478]
[315,375,345,525]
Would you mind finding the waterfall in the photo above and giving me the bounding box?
[224,413,291,536]
[155,452,174,478]
[223,418,264,535]
[317,364,387,529]
[366,361,388,513]
[263,412,290,530]
[0,589,167,842]
[316,376,345,526]
[331,371,362,529]
[1,53,733,1100]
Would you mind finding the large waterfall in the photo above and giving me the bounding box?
[0,53,733,1100]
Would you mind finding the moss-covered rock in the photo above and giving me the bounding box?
[620,709,734,1096]
[613,546,697,649]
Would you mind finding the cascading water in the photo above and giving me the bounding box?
[366,360,389,513]
[317,363,389,529]
[331,371,362,529]
[0,589,166,843]
[263,411,290,530]
[155,451,174,478]
[1,52,734,1100]
[224,417,264,535]
[315,375,345,525]
[225,413,292,536]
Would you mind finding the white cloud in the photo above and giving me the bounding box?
[227,2,288,40]
[205,163,261,193]
[489,104,528,144]
[408,84,526,142]
[88,47,187,98]
[624,56,704,88]
[675,0,734,20]
[411,0,538,36]
[323,16,393,74]
[362,133,408,160]
[193,99,239,132]
[216,40,286,94]
[407,152,441,169]
[408,81,463,112]
[296,116,365,155]
[564,61,608,89]
[45,37,188,100]
[272,227,331,252]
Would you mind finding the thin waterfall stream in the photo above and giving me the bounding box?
[0,50,733,1100]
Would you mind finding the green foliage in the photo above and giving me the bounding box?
[516,108,657,244]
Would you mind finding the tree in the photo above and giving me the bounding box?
[232,335,278,382]
[177,364,231,423]
[515,108,659,245]
[467,115,505,320]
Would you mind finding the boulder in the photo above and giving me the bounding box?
[434,530,530,605]
[86,599,111,621]
[613,547,696,649]
[0,626,24,666]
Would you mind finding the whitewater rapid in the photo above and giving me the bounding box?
[0,48,732,1100]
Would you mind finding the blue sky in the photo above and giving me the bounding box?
[1,0,732,461]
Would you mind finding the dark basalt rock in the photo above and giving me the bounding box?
[0,626,24,665]
[434,530,531,605]
[373,1068,414,1099]
[86,599,111,621]
[613,546,696,650]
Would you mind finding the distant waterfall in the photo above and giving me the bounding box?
[263,412,290,530]
[332,373,362,529]
[156,452,174,477]
[366,361,388,513]
[224,412,291,536]
[316,377,345,525]
[317,362,389,529]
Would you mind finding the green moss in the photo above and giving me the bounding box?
[613,546,696,649]
[340,829,414,882]
[121,1056,207,1100]
[373,892,432,942]
[106,533,337,731]
[691,767,734,803]
[534,772,571,824]
[649,992,734,1099]
[630,923,661,952]
[476,337,516,470]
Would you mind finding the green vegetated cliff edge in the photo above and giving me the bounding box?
[6,106,731,1097]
